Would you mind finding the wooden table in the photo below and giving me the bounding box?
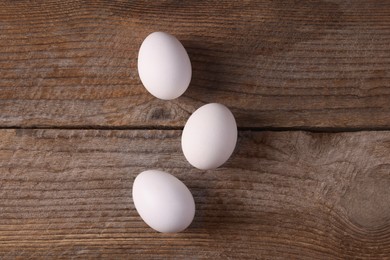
[0,1,389,258]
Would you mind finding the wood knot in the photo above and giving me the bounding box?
[340,164,390,229]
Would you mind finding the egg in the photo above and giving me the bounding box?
[182,103,237,170]
[137,32,192,100]
[132,170,195,233]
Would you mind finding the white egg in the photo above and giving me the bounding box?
[137,32,192,100]
[182,103,237,170]
[132,170,195,233]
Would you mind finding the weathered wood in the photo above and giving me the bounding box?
[0,1,389,129]
[0,129,388,258]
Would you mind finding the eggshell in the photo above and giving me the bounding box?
[132,170,195,233]
[137,32,192,100]
[181,103,237,170]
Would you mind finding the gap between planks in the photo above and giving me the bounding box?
[0,125,389,133]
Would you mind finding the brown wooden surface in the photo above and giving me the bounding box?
[0,0,389,129]
[0,129,388,258]
[1,0,390,259]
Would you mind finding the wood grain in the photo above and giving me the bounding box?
[0,0,389,129]
[0,129,388,258]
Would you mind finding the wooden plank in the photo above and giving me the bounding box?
[0,129,388,258]
[0,1,389,129]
